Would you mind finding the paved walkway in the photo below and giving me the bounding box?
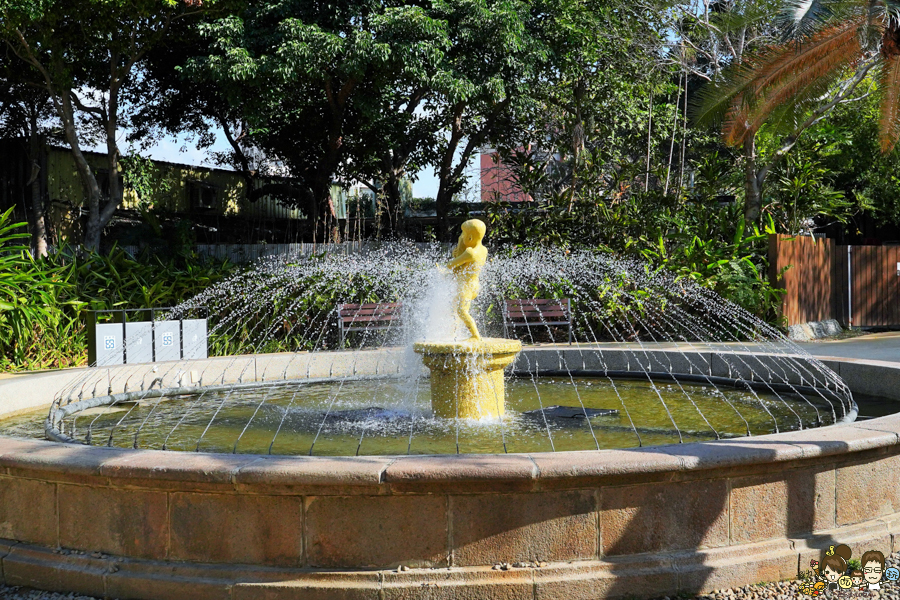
[798,331,900,363]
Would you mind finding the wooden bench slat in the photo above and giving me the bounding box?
[503,298,574,344]
[341,316,401,324]
[507,313,568,320]
[506,298,566,304]
[341,311,399,318]
[508,300,566,304]
[340,302,402,309]
[341,304,401,309]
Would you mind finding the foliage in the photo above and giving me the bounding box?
[763,154,854,233]
[0,208,67,367]
[483,146,786,319]
[643,209,785,322]
[0,210,234,371]
[0,0,216,250]
[782,87,900,227]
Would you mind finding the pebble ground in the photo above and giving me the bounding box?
[0,553,897,599]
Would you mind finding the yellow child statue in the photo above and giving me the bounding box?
[447,219,488,340]
[414,219,520,419]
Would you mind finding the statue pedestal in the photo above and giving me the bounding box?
[413,338,522,420]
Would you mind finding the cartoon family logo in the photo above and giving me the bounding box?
[800,544,899,597]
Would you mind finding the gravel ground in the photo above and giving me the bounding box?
[685,552,900,600]
[1,553,897,599]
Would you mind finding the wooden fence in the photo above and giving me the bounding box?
[769,234,900,327]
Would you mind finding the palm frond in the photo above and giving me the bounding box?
[721,22,862,144]
[885,1,900,25]
[878,53,900,152]
[740,36,860,136]
[722,97,749,146]
[691,71,758,130]
[746,21,862,97]
[778,0,835,40]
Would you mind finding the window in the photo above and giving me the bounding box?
[188,182,217,211]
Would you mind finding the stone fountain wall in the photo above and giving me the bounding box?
[0,350,896,600]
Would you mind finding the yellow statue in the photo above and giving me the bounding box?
[447,219,487,340]
[414,218,521,419]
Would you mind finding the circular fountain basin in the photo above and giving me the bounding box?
[0,348,896,600]
[4,376,843,455]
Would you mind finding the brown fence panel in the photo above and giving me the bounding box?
[847,246,900,327]
[886,246,897,325]
[833,245,848,326]
[769,234,835,326]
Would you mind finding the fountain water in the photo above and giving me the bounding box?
[0,221,855,455]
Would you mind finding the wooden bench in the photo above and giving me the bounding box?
[503,298,574,344]
[337,303,403,345]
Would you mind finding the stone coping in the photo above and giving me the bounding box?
[2,412,898,494]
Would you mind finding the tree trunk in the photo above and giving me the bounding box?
[743,132,762,225]
[27,126,48,257]
[381,170,403,237]
[58,90,103,252]
[311,169,339,243]
[435,185,454,242]
[99,81,124,240]
[435,104,466,241]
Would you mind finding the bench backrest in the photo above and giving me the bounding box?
[504,298,571,324]
[338,303,402,330]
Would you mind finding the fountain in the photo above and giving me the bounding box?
[414,219,522,419]
[0,222,898,600]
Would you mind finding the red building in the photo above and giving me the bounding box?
[480,149,531,203]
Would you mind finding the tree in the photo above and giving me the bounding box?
[170,0,542,240]
[518,0,673,204]
[695,0,900,225]
[183,1,455,241]
[0,61,56,256]
[130,16,307,214]
[0,0,212,251]
[426,0,548,239]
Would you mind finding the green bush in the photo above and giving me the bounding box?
[0,210,235,371]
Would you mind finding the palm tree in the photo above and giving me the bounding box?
[696,0,900,224]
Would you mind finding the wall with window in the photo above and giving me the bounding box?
[43,147,304,241]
